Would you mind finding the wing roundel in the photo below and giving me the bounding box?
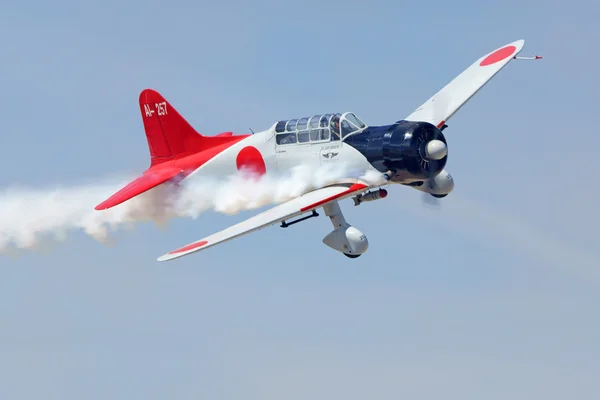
[404,39,526,128]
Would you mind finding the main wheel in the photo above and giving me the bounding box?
[344,253,361,259]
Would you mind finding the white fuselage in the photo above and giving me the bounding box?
[185,123,381,184]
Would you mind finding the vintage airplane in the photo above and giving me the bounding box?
[95,39,541,261]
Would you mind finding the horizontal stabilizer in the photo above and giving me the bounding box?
[95,165,183,210]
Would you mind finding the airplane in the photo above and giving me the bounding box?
[94,39,541,262]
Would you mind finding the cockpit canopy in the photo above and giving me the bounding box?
[274,112,367,145]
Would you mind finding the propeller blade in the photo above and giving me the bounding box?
[421,191,441,208]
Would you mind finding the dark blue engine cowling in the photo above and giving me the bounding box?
[344,120,448,183]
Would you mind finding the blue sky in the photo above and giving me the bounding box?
[1,0,599,398]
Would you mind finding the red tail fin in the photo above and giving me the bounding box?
[139,88,206,166]
[94,89,250,211]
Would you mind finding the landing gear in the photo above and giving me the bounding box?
[322,200,368,258]
[343,253,361,259]
[278,199,368,258]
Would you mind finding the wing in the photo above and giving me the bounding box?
[156,182,371,262]
[404,39,525,128]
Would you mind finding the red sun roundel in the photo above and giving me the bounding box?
[169,240,208,254]
[236,146,266,176]
[479,45,516,66]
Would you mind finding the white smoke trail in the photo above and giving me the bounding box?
[0,163,385,255]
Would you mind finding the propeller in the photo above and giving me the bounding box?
[422,194,441,208]
[420,136,448,208]
[424,88,451,208]
[408,88,452,209]
[420,185,442,209]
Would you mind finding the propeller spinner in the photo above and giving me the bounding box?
[424,139,447,160]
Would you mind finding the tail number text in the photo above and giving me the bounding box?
[143,102,168,117]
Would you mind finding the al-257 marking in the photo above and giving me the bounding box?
[143,102,168,117]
